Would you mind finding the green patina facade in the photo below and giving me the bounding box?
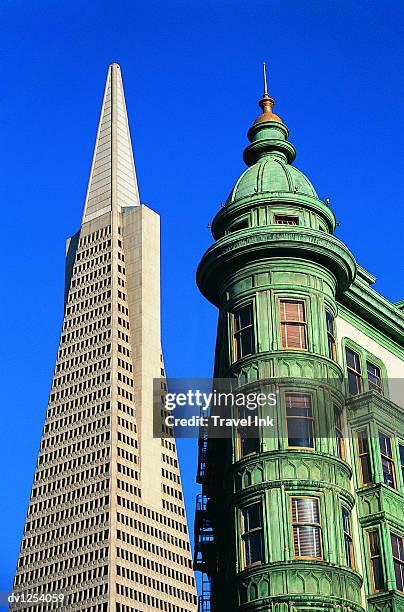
[194,88,404,612]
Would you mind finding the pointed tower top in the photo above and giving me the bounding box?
[82,63,140,224]
[254,62,283,125]
[263,61,269,96]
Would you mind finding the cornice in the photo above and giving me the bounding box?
[197,227,356,305]
[337,302,404,360]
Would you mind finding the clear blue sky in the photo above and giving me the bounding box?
[1,0,403,598]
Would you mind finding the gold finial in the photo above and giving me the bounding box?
[254,62,283,125]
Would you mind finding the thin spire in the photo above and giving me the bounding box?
[254,62,283,125]
[263,62,268,96]
[82,63,140,224]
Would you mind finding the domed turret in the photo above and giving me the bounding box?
[226,155,317,204]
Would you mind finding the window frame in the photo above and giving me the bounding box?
[341,506,355,569]
[232,304,254,362]
[290,495,323,560]
[366,360,383,394]
[356,428,373,486]
[334,404,346,461]
[342,339,388,398]
[346,346,363,395]
[379,431,397,490]
[367,528,385,593]
[325,310,337,361]
[285,392,315,450]
[390,532,404,593]
[279,298,308,351]
[236,405,260,459]
[273,214,299,226]
[240,502,264,568]
[399,442,404,488]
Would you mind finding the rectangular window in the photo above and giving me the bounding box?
[346,348,363,395]
[233,305,254,361]
[274,214,299,225]
[286,393,314,449]
[399,443,404,485]
[241,503,264,567]
[367,361,383,394]
[334,405,345,460]
[357,429,372,485]
[291,497,322,559]
[379,432,396,489]
[391,533,404,592]
[326,311,337,360]
[368,530,384,592]
[342,507,354,568]
[280,300,308,350]
[237,406,260,458]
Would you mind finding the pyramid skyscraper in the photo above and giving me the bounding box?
[11,63,197,612]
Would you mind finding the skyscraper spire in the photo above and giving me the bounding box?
[82,63,140,224]
[11,65,197,612]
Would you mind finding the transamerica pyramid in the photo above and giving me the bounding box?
[11,63,198,612]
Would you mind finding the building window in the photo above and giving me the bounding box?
[399,443,404,486]
[291,497,322,559]
[274,214,299,225]
[346,347,363,395]
[341,507,354,568]
[326,311,337,360]
[368,530,384,592]
[233,305,254,361]
[334,405,345,460]
[367,361,383,394]
[237,406,260,458]
[285,393,314,449]
[379,432,396,489]
[241,503,264,567]
[391,533,404,592]
[280,300,308,350]
[357,429,372,485]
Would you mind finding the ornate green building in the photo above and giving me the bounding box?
[194,76,404,612]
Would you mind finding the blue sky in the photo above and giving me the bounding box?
[1,0,404,598]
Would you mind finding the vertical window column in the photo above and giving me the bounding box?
[357,429,373,485]
[280,300,308,350]
[391,533,404,593]
[326,311,337,360]
[291,497,322,559]
[367,360,383,393]
[341,507,354,568]
[241,503,264,567]
[379,432,396,489]
[232,305,254,361]
[285,393,314,449]
[334,405,345,460]
[368,529,384,592]
[346,348,363,395]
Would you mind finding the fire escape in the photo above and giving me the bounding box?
[194,432,216,612]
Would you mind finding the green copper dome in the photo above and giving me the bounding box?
[226,154,318,204]
[225,89,318,205]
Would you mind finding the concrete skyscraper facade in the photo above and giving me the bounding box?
[11,64,197,612]
[194,75,404,611]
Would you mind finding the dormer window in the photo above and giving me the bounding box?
[274,214,299,225]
